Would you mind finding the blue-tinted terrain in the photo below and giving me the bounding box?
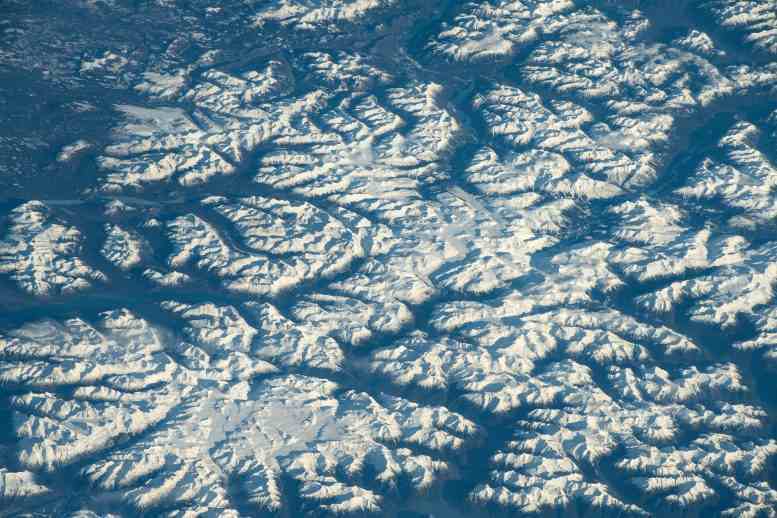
[1,0,777,517]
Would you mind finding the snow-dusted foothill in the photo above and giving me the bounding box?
[676,121,777,229]
[98,104,237,191]
[673,30,726,58]
[0,467,50,500]
[97,61,327,192]
[634,239,777,328]
[162,300,345,372]
[705,0,777,55]
[430,0,574,62]
[56,139,92,162]
[252,0,402,31]
[300,51,393,92]
[166,195,365,296]
[371,302,702,416]
[142,268,191,287]
[101,223,150,270]
[253,81,461,203]
[470,352,775,516]
[473,83,659,191]
[0,201,105,296]
[1,311,477,516]
[3,0,777,516]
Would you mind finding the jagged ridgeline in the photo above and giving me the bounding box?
[1,0,777,517]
